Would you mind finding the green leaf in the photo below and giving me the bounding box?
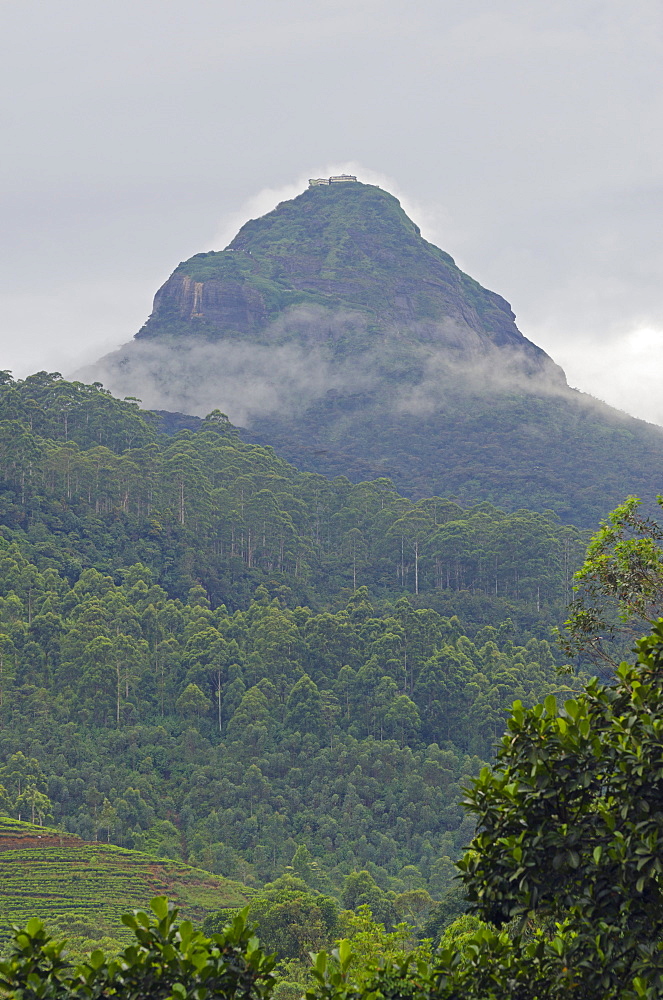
[338,938,353,971]
[564,699,579,720]
[89,949,106,970]
[151,896,169,920]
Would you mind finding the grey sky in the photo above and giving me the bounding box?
[2,0,663,422]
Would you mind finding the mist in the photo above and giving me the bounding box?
[78,303,576,428]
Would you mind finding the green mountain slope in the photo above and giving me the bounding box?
[81,181,663,526]
[0,817,248,948]
[0,374,590,905]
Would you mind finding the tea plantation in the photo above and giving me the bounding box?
[0,817,249,953]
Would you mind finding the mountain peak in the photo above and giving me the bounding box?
[129,180,561,387]
[78,180,659,519]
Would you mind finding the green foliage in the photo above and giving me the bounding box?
[0,499,582,899]
[15,785,53,826]
[420,882,468,941]
[128,183,663,526]
[176,682,212,720]
[228,875,340,961]
[0,373,590,610]
[285,674,324,739]
[253,383,663,528]
[0,897,276,999]
[298,622,663,998]
[456,618,663,996]
[562,494,663,664]
[341,872,395,928]
[9,615,663,995]
[336,905,431,971]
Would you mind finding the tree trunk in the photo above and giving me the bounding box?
[116,662,121,726]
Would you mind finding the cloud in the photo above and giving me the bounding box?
[77,305,379,424]
[3,0,663,435]
[0,280,154,380]
[78,303,569,427]
[545,324,663,426]
[390,339,569,419]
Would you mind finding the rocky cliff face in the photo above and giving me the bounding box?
[137,273,269,340]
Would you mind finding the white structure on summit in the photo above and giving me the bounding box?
[308,175,358,187]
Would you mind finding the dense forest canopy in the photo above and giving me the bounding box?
[0,372,589,608]
[0,372,595,909]
[8,610,663,1000]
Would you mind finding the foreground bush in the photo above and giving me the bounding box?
[0,897,275,999]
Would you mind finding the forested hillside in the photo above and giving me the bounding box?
[0,372,588,609]
[0,372,589,914]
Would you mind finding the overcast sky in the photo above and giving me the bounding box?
[2,0,662,423]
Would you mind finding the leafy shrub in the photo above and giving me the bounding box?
[0,896,275,999]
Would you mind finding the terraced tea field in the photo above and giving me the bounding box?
[0,817,249,947]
